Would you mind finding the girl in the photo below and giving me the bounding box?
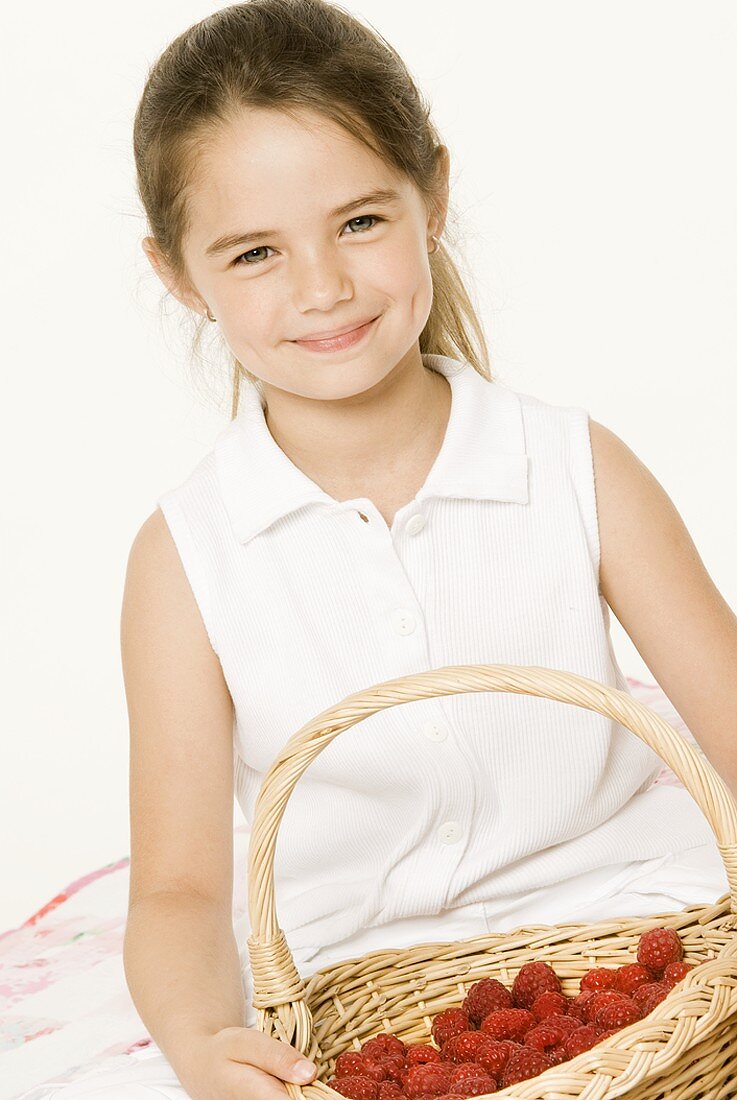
[38,0,736,1097]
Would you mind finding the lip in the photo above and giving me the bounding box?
[292,314,380,353]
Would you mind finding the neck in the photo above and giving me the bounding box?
[261,347,451,488]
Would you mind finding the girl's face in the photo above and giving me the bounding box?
[148,107,448,402]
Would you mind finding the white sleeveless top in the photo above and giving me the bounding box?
[156,353,713,962]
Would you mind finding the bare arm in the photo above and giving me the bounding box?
[589,418,737,799]
[120,507,244,1075]
[124,891,247,1061]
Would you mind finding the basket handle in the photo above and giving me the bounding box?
[245,663,737,1044]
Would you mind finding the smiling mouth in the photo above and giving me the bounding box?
[292,314,381,353]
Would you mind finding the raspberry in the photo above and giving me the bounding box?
[336,1053,374,1078]
[475,1038,519,1076]
[331,1076,379,1100]
[448,1063,484,1085]
[663,961,695,987]
[595,998,642,1031]
[531,991,568,1020]
[439,1032,488,1064]
[462,977,514,1024]
[374,1056,406,1085]
[431,1009,471,1048]
[378,1085,404,1100]
[360,1063,390,1084]
[613,963,656,996]
[406,1045,442,1067]
[523,1023,563,1054]
[568,990,598,1021]
[580,967,618,993]
[402,1065,452,1098]
[583,990,628,1024]
[544,1014,579,1036]
[480,1008,535,1043]
[362,1035,408,1060]
[633,981,671,1010]
[547,1045,569,1066]
[637,928,683,976]
[511,962,562,1009]
[448,1075,497,1096]
[564,1025,603,1057]
[501,1047,555,1087]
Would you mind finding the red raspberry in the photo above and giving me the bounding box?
[332,1076,379,1100]
[531,991,568,1020]
[547,1045,569,1066]
[475,1038,519,1077]
[595,998,642,1031]
[523,1023,564,1054]
[480,1008,535,1043]
[501,1047,555,1086]
[431,1009,471,1048]
[544,1014,579,1036]
[663,961,695,987]
[439,1032,487,1064]
[362,1035,407,1060]
[583,991,628,1024]
[374,1056,406,1085]
[448,1075,497,1095]
[637,928,683,975]
[462,978,514,1024]
[336,1053,374,1078]
[378,1085,404,1100]
[564,1025,603,1057]
[511,962,562,1009]
[568,990,598,1021]
[406,1046,442,1067]
[580,967,618,993]
[633,981,671,1010]
[448,1063,484,1085]
[402,1065,452,1098]
[360,1063,390,1084]
[613,963,656,996]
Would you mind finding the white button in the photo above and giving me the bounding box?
[422,720,448,742]
[438,821,463,844]
[391,608,416,635]
[405,513,426,536]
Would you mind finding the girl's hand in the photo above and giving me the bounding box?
[178,1025,318,1100]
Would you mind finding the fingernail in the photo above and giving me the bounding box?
[295,1061,316,1082]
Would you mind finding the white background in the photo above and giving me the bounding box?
[2,1,735,930]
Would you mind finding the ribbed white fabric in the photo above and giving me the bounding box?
[156,353,715,966]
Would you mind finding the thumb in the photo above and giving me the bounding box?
[246,1029,318,1084]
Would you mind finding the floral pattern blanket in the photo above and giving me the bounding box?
[0,680,702,1100]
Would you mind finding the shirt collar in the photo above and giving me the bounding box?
[214,353,529,545]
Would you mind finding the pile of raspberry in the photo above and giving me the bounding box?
[326,926,695,1096]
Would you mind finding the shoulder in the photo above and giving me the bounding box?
[585,417,689,600]
[587,417,659,511]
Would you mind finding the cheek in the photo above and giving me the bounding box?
[373,233,432,303]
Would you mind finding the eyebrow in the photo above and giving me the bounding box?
[204,187,402,257]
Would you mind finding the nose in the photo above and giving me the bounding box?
[291,245,353,314]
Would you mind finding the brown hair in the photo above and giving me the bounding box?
[133,0,492,419]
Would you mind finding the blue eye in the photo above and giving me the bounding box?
[231,214,384,267]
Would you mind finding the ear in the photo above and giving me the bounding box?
[428,144,451,240]
[142,236,209,318]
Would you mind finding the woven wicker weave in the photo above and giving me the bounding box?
[246,664,737,1099]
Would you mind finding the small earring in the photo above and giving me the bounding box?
[205,307,217,323]
[428,234,440,255]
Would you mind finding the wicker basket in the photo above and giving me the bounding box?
[245,664,737,1099]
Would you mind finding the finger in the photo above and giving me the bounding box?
[226,1061,294,1100]
[223,1027,318,1085]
